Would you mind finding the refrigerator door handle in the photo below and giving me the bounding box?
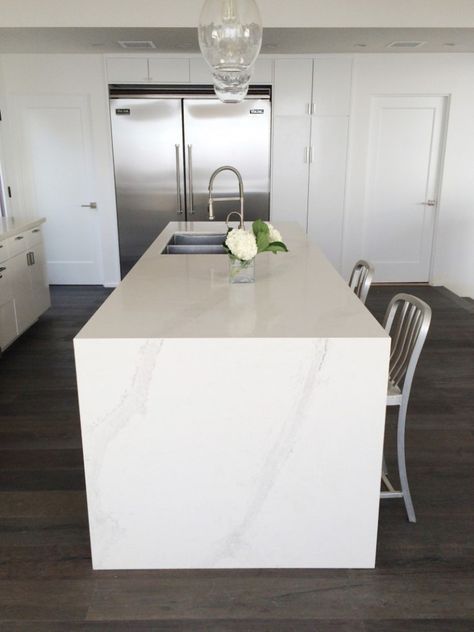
[187,144,195,215]
[175,144,184,214]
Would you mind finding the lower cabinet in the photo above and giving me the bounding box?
[0,265,17,350]
[0,229,51,352]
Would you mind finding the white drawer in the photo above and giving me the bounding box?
[7,231,28,257]
[27,225,44,247]
[0,259,14,302]
[0,240,9,264]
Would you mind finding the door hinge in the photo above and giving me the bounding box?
[0,109,2,122]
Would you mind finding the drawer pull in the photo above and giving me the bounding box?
[32,228,40,233]
[0,266,6,272]
[15,235,24,240]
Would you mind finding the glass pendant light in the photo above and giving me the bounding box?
[198,0,263,102]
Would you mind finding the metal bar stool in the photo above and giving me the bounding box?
[349,260,374,304]
[381,293,432,522]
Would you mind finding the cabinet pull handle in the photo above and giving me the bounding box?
[15,235,24,240]
[32,228,40,233]
[0,266,6,272]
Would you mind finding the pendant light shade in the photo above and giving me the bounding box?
[198,0,263,102]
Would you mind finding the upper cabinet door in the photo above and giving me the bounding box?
[273,59,313,116]
[313,58,353,116]
[251,59,274,84]
[106,58,149,83]
[148,59,190,83]
[190,58,273,85]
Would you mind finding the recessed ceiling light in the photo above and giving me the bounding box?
[443,42,456,47]
[386,41,426,49]
[118,41,156,50]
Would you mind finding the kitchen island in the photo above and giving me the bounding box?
[74,222,389,569]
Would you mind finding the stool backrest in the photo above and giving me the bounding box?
[383,293,432,396]
[349,260,374,304]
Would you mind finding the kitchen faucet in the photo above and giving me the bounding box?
[208,166,245,228]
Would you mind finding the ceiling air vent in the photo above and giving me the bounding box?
[386,41,426,49]
[118,41,156,50]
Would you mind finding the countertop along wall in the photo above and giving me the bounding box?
[0,52,473,297]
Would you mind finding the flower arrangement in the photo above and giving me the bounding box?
[224,220,288,283]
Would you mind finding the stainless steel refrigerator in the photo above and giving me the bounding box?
[109,89,272,277]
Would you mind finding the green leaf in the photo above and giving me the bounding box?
[265,241,289,254]
[256,232,270,253]
[252,220,271,253]
[252,219,269,237]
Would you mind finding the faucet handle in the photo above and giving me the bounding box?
[225,211,245,231]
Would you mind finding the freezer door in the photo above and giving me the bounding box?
[183,99,271,224]
[110,99,184,277]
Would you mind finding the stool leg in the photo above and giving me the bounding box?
[382,455,388,476]
[397,400,416,523]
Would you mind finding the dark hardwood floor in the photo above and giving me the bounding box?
[0,284,473,631]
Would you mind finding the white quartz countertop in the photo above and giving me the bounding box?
[77,222,387,340]
[0,216,45,241]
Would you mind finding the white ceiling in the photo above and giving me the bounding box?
[0,27,473,54]
[2,1,474,28]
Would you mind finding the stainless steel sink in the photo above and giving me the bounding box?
[163,232,227,255]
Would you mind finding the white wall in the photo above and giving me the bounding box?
[1,51,474,297]
[0,54,121,286]
[343,53,474,298]
[1,0,474,27]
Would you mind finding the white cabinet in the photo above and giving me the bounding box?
[271,57,353,271]
[148,59,190,83]
[273,59,313,116]
[8,250,36,335]
[189,58,273,85]
[0,263,17,350]
[106,58,149,83]
[307,117,350,267]
[106,57,190,84]
[0,224,51,352]
[313,58,352,116]
[271,117,311,228]
[29,243,51,320]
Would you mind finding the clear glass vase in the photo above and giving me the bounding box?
[229,256,255,283]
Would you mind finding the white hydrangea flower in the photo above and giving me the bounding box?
[265,222,282,243]
[225,229,258,262]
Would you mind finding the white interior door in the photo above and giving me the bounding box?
[15,95,101,284]
[364,96,447,282]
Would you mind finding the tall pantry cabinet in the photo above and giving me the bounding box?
[271,57,352,270]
